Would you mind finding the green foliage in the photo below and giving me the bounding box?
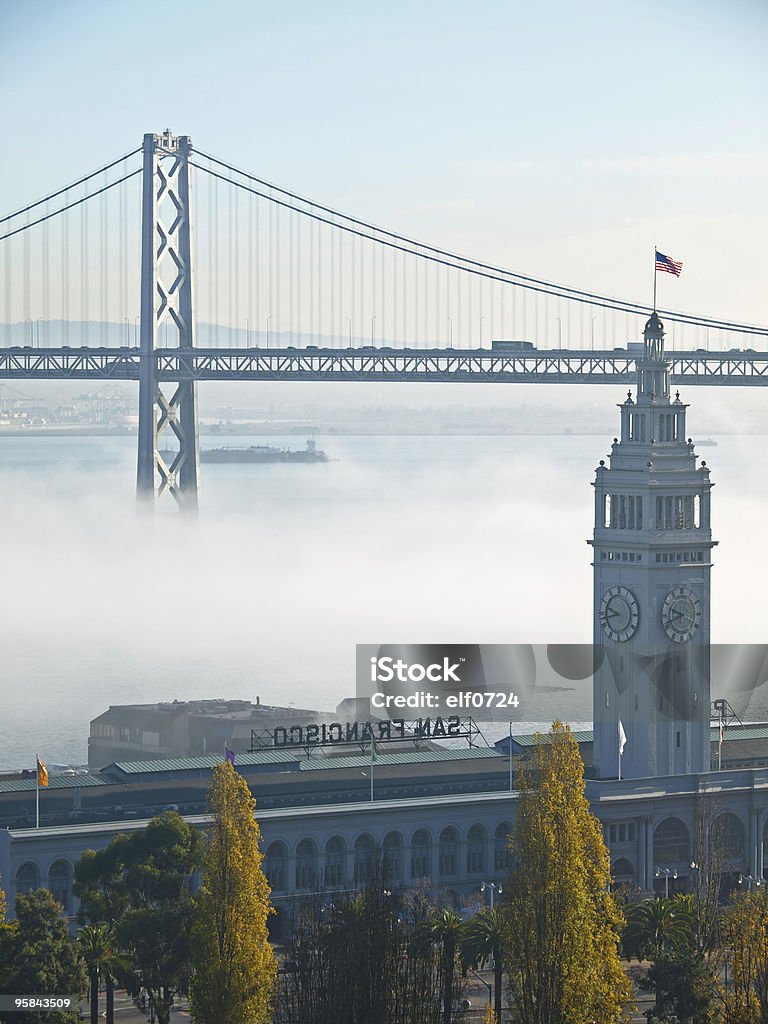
[642,947,717,1024]
[0,889,86,1024]
[189,760,277,1024]
[276,878,455,1024]
[77,925,130,1024]
[622,896,696,961]
[504,721,631,1024]
[74,810,204,1024]
[418,908,465,1024]
[461,908,505,1023]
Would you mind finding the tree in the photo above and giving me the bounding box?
[642,946,716,1024]
[717,888,768,1024]
[504,722,631,1024]
[77,925,130,1024]
[622,897,695,961]
[189,759,277,1024]
[418,908,465,1024]
[461,907,505,1022]
[0,889,87,1024]
[690,804,727,952]
[74,810,204,1024]
[275,878,451,1024]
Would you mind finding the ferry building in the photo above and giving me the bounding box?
[2,313,768,922]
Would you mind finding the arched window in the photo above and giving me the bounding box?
[467,824,486,874]
[325,836,346,888]
[653,817,690,864]
[354,833,376,886]
[15,862,39,895]
[411,829,431,880]
[717,813,746,861]
[48,860,72,913]
[439,827,458,878]
[383,832,403,884]
[264,842,287,892]
[494,822,512,872]
[295,838,318,891]
[611,858,635,885]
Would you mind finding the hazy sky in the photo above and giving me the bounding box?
[1,0,766,325]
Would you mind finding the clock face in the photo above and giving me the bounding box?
[599,585,640,642]
[661,584,702,643]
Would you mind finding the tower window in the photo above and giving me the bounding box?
[634,695,639,711]
[676,732,681,748]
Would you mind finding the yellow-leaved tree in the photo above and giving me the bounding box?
[504,722,630,1024]
[190,760,277,1024]
[718,888,768,1023]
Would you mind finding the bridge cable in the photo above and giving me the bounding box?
[193,154,766,337]
[0,149,141,225]
[0,170,142,243]
[189,160,766,337]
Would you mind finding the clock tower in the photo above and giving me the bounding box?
[590,313,716,780]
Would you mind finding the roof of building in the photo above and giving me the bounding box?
[105,748,302,776]
[0,773,108,794]
[299,746,502,772]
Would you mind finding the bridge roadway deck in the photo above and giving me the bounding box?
[1,346,767,385]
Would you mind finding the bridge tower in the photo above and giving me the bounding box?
[590,312,716,780]
[136,130,200,509]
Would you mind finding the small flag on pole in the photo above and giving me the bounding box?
[224,745,235,766]
[618,720,627,781]
[36,756,49,788]
[655,250,683,277]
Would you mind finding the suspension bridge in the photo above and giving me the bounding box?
[2,129,766,508]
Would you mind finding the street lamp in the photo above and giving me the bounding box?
[371,315,376,346]
[134,316,140,346]
[655,867,678,899]
[480,881,502,909]
[739,874,762,892]
[244,316,249,348]
[555,316,562,347]
[266,315,272,347]
[123,316,130,345]
[447,316,453,347]
[591,316,597,351]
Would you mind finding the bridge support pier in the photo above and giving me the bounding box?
[137,130,199,510]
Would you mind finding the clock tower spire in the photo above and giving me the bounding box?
[590,314,716,780]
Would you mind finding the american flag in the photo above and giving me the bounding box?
[655,250,683,277]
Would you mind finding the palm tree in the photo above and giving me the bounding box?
[77,925,129,1024]
[418,908,465,1024]
[622,897,695,961]
[462,908,505,1023]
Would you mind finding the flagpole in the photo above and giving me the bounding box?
[653,246,657,311]
[370,740,374,802]
[35,755,39,829]
[508,721,513,792]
